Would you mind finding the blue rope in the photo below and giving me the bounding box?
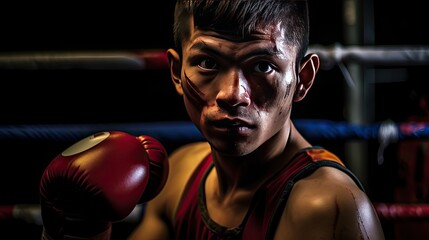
[0,119,428,142]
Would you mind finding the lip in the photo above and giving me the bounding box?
[209,118,254,135]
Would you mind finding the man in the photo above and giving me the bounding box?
[129,0,385,239]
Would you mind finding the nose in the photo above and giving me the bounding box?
[215,70,251,108]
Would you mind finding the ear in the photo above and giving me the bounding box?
[167,48,183,95]
[293,53,320,102]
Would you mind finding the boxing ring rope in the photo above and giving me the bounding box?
[0,49,168,70]
[0,119,427,166]
[308,43,429,69]
[1,45,429,225]
[4,202,429,226]
[1,119,429,142]
[373,203,429,221]
[1,44,429,70]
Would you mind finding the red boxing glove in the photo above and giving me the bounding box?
[39,131,169,240]
[136,135,169,202]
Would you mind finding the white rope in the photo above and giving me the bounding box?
[1,45,428,70]
[309,43,429,70]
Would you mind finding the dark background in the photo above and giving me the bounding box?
[0,0,428,239]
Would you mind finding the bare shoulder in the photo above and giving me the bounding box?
[276,167,385,240]
[169,141,211,166]
[158,141,211,218]
[128,142,211,240]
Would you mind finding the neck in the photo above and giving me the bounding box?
[210,123,303,195]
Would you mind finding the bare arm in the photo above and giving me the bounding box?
[275,167,385,240]
[128,141,211,240]
[128,200,171,240]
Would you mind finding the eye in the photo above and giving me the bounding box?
[199,58,218,70]
[254,62,274,73]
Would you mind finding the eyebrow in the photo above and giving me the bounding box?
[189,41,282,62]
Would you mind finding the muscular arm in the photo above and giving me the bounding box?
[128,142,211,240]
[276,167,385,240]
[129,200,171,240]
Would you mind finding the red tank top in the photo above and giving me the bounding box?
[174,146,364,240]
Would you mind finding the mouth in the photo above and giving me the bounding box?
[210,118,254,133]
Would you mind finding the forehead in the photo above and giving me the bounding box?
[186,15,287,46]
[189,10,287,38]
[184,22,297,62]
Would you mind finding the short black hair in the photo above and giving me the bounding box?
[173,0,310,63]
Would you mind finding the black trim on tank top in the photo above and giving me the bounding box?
[198,163,245,239]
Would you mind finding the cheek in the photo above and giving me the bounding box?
[253,76,294,110]
[276,83,295,116]
[182,71,207,109]
[185,99,201,122]
[262,85,294,130]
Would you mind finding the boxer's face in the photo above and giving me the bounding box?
[168,17,316,156]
